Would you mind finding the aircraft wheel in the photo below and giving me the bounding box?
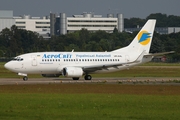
[84,75,92,80]
[23,76,28,81]
[72,77,79,80]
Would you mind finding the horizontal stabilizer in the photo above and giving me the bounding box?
[144,51,175,57]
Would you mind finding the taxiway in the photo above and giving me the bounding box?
[0,77,180,85]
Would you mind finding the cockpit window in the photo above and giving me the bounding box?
[13,58,17,61]
[12,57,24,61]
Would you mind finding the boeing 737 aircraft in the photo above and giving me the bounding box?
[4,19,174,81]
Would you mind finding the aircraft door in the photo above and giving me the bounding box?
[31,55,37,66]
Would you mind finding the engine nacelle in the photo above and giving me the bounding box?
[42,74,61,77]
[62,67,83,77]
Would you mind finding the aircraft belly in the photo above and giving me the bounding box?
[20,65,58,74]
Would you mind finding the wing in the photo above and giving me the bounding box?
[82,63,123,73]
[82,51,175,73]
[82,51,146,73]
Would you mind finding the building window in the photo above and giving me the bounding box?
[17,26,26,29]
[68,20,116,23]
[16,22,26,24]
[36,26,50,28]
[68,25,116,27]
[36,22,50,24]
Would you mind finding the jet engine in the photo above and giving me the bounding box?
[62,67,83,77]
[42,74,61,77]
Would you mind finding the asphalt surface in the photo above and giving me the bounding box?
[1,77,180,85]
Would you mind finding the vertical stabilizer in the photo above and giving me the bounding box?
[112,19,156,54]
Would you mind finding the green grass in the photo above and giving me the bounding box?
[1,62,180,120]
[0,83,180,120]
[140,62,180,66]
[0,93,180,120]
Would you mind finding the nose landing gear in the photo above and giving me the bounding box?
[18,73,28,81]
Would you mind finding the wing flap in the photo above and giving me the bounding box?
[83,63,123,73]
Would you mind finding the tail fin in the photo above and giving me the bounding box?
[112,19,156,54]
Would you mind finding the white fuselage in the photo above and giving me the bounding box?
[5,51,151,75]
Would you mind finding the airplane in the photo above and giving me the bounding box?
[4,19,174,81]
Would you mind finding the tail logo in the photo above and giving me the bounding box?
[138,30,151,45]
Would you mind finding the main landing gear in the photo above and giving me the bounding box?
[84,75,92,80]
[23,76,28,81]
[72,75,92,80]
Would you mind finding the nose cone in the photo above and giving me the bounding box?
[4,62,12,71]
[4,62,9,69]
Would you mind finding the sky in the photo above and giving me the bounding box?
[0,0,180,18]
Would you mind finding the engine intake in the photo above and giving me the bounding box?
[62,67,83,77]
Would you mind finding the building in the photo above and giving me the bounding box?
[0,10,15,31]
[50,12,124,35]
[1,10,180,39]
[14,15,50,39]
[0,10,50,39]
[1,10,124,38]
